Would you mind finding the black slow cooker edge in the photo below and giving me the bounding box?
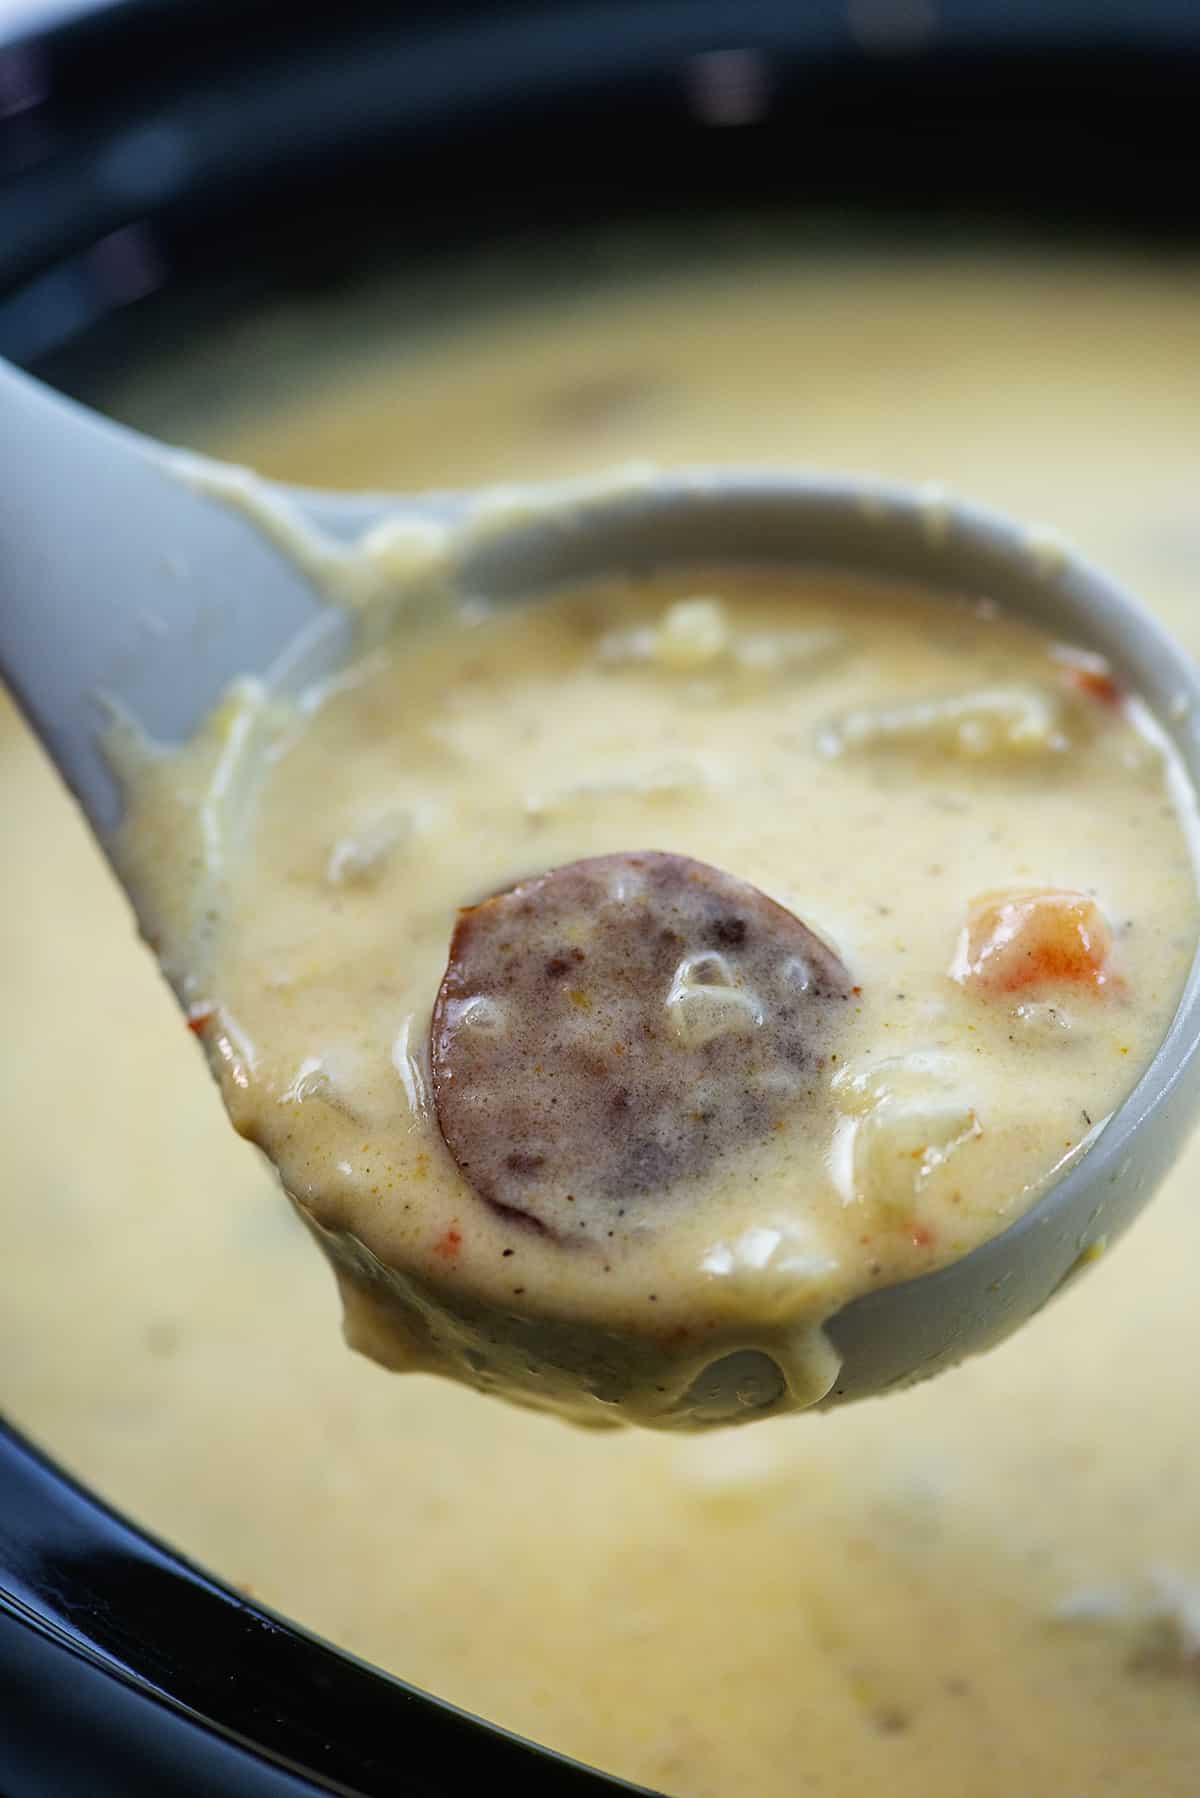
[0,1420,645,1797]
[4,0,1200,391]
[3,3,1200,1795]
[0,1609,325,1798]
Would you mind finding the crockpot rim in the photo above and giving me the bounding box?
[4,2,1200,1793]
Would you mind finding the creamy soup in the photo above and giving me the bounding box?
[119,560,1198,1426]
[5,236,1200,1794]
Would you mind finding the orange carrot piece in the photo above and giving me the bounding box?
[952,889,1113,994]
[1063,664,1123,708]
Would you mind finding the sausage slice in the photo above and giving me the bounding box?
[431,851,852,1241]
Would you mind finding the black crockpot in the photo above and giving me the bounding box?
[2,3,1199,1792]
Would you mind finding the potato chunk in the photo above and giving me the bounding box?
[820,684,1069,760]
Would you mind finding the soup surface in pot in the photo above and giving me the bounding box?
[4,231,1200,1794]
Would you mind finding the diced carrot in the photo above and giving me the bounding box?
[1063,665,1123,708]
[952,889,1113,994]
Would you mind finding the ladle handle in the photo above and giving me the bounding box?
[0,360,328,836]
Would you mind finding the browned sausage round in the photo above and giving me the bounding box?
[431,851,853,1242]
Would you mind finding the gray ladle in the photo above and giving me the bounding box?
[3,354,1200,1415]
